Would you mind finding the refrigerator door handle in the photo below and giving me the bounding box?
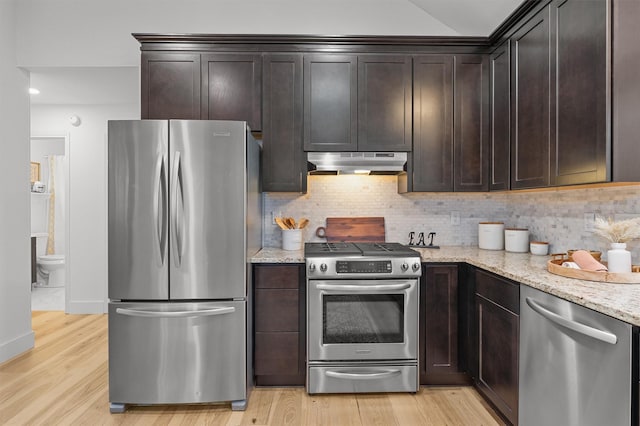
[115,306,235,318]
[152,154,168,265]
[525,297,618,345]
[171,151,183,267]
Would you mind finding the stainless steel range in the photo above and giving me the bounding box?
[305,242,422,394]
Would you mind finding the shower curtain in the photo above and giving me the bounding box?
[46,155,65,255]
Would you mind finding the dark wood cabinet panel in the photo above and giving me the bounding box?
[201,53,262,131]
[550,0,607,186]
[612,0,640,182]
[254,332,302,376]
[141,53,201,120]
[262,54,306,192]
[420,265,463,384]
[357,55,412,152]
[474,269,519,426]
[490,42,511,191]
[510,7,552,189]
[253,264,305,386]
[454,55,490,192]
[304,55,357,151]
[255,289,299,332]
[254,264,300,289]
[410,55,454,192]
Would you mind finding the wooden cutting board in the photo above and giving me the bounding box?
[318,217,386,242]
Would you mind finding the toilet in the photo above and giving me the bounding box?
[37,254,65,287]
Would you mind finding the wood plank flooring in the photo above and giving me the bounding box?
[0,312,505,425]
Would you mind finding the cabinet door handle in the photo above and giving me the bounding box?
[525,297,617,345]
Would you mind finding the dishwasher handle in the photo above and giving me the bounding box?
[525,297,617,345]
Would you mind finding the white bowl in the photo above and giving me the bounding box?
[530,241,549,256]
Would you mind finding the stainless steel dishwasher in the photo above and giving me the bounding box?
[520,285,633,426]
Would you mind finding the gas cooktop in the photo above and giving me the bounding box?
[304,242,419,258]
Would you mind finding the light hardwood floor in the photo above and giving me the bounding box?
[0,312,505,425]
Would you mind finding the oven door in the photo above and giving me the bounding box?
[307,279,418,362]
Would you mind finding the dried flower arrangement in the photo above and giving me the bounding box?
[592,216,640,243]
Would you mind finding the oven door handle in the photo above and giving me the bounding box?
[325,369,401,380]
[315,283,411,292]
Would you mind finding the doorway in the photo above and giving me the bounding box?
[30,135,70,311]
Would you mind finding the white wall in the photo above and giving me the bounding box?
[31,103,139,313]
[14,0,457,68]
[0,0,34,363]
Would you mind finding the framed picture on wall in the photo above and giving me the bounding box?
[30,162,40,183]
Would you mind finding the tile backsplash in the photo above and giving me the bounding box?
[263,176,640,261]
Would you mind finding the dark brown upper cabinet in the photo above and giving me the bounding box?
[489,41,511,191]
[303,55,358,151]
[612,0,640,182]
[357,55,412,152]
[201,53,262,131]
[454,55,490,192]
[409,55,454,192]
[141,52,201,120]
[510,6,552,190]
[402,54,487,193]
[550,0,607,186]
[262,54,306,193]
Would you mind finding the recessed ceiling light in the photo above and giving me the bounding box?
[28,87,40,95]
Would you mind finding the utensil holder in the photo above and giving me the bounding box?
[282,229,302,251]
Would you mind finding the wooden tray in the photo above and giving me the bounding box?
[547,254,640,284]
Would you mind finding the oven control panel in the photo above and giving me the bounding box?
[336,260,391,274]
[306,257,422,278]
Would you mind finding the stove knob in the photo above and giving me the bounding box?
[401,262,409,272]
[308,263,316,273]
[320,263,328,273]
[412,262,421,272]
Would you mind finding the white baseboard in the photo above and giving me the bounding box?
[66,300,108,314]
[0,330,35,363]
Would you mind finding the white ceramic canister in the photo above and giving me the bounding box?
[478,222,505,250]
[505,228,529,253]
[282,229,303,251]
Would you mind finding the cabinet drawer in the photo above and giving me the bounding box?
[255,289,299,332]
[254,332,300,375]
[475,269,519,314]
[254,264,301,289]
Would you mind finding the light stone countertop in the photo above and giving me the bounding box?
[251,246,640,327]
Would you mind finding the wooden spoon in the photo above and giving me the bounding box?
[298,218,309,229]
[275,217,288,230]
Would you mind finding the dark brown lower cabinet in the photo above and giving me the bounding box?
[474,269,520,425]
[253,264,305,386]
[420,264,470,385]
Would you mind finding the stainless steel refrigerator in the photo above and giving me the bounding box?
[107,120,261,413]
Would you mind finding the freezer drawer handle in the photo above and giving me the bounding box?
[316,283,411,292]
[325,369,401,380]
[115,306,235,318]
[525,297,617,345]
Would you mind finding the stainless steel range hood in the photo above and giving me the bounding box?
[307,152,407,175]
